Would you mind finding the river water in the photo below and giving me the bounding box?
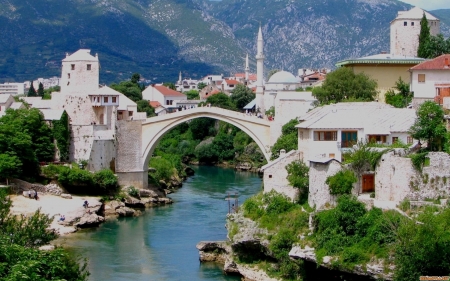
[59,166,261,281]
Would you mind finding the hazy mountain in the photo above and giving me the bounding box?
[0,0,448,84]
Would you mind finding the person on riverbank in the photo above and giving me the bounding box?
[34,190,38,200]
[59,214,65,221]
[83,201,89,208]
[28,190,31,198]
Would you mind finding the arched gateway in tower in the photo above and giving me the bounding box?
[115,107,278,189]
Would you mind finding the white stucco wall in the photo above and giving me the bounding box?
[411,70,450,99]
[308,160,342,209]
[60,55,99,95]
[262,151,302,201]
[89,140,116,171]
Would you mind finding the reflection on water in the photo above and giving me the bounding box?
[59,166,262,281]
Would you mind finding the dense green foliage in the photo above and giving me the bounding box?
[205,93,236,110]
[343,142,386,174]
[395,207,450,281]
[270,119,299,160]
[409,150,429,172]
[230,84,255,109]
[42,165,119,194]
[313,195,400,269]
[423,34,450,59]
[37,82,45,98]
[0,190,88,280]
[285,161,309,201]
[0,108,54,181]
[385,77,412,108]
[111,81,142,102]
[52,111,70,161]
[241,192,309,279]
[136,100,156,117]
[326,170,357,195]
[27,83,37,97]
[418,13,431,58]
[409,101,446,151]
[185,90,200,100]
[312,67,378,105]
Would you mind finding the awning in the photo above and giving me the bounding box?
[243,99,256,109]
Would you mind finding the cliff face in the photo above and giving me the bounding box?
[0,0,448,83]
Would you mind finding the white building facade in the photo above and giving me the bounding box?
[0,82,26,95]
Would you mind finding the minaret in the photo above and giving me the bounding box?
[255,26,265,114]
[178,71,182,83]
[245,53,249,81]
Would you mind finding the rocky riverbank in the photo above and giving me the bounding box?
[9,181,173,236]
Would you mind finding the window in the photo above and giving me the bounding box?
[112,97,117,103]
[104,97,108,103]
[368,135,387,143]
[407,136,413,144]
[404,21,407,26]
[392,137,399,144]
[418,74,426,83]
[269,175,272,178]
[87,64,91,70]
[129,111,133,117]
[411,22,414,26]
[68,73,70,79]
[314,131,337,141]
[329,153,335,159]
[71,64,75,70]
[341,131,357,147]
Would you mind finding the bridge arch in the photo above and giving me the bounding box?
[141,107,272,171]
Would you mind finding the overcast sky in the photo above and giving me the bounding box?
[399,0,450,11]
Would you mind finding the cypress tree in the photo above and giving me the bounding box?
[417,13,431,58]
[27,82,37,97]
[37,82,45,97]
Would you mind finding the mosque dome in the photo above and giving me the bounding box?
[267,71,298,84]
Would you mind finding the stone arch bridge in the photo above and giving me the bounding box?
[115,107,280,188]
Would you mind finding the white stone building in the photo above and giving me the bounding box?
[0,82,26,95]
[142,84,187,113]
[296,103,417,163]
[410,54,450,106]
[390,7,440,57]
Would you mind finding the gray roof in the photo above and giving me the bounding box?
[296,102,416,134]
[0,94,13,103]
[40,109,65,120]
[9,102,24,109]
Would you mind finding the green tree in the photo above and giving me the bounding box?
[197,82,207,90]
[185,90,200,100]
[385,77,412,108]
[205,92,236,110]
[0,154,21,185]
[230,84,255,109]
[270,119,299,160]
[37,82,45,97]
[27,83,37,97]
[424,34,450,58]
[189,118,216,140]
[286,160,309,200]
[326,169,357,195]
[409,101,446,151]
[312,67,378,105]
[131,73,140,84]
[52,111,70,161]
[111,81,142,102]
[163,82,176,90]
[137,100,156,117]
[418,13,431,58]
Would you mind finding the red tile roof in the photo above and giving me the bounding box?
[149,101,162,108]
[224,79,240,85]
[153,85,186,97]
[410,54,450,70]
[234,73,257,80]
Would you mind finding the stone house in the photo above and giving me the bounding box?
[199,82,223,100]
[142,84,187,113]
[296,102,417,164]
[410,54,450,106]
[260,150,302,201]
[149,101,167,116]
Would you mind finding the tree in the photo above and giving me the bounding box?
[424,34,450,58]
[409,101,446,151]
[205,93,236,110]
[137,100,156,117]
[163,82,176,90]
[197,82,207,90]
[27,83,37,97]
[131,73,140,84]
[230,84,255,109]
[286,160,309,201]
[110,81,142,102]
[37,82,45,97]
[418,13,431,58]
[0,154,21,185]
[385,77,412,108]
[312,67,378,105]
[270,119,299,159]
[185,90,199,100]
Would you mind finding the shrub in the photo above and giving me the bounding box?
[93,169,119,192]
[326,170,357,195]
[128,186,140,198]
[149,157,176,183]
[409,151,429,172]
[58,167,93,187]
[41,164,67,179]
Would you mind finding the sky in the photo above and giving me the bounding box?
[399,0,450,11]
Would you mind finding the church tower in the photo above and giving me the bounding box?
[255,26,265,113]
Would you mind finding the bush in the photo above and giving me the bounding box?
[149,157,176,183]
[93,169,119,192]
[409,151,429,172]
[326,170,357,195]
[58,167,93,187]
[41,164,66,179]
[128,186,140,198]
